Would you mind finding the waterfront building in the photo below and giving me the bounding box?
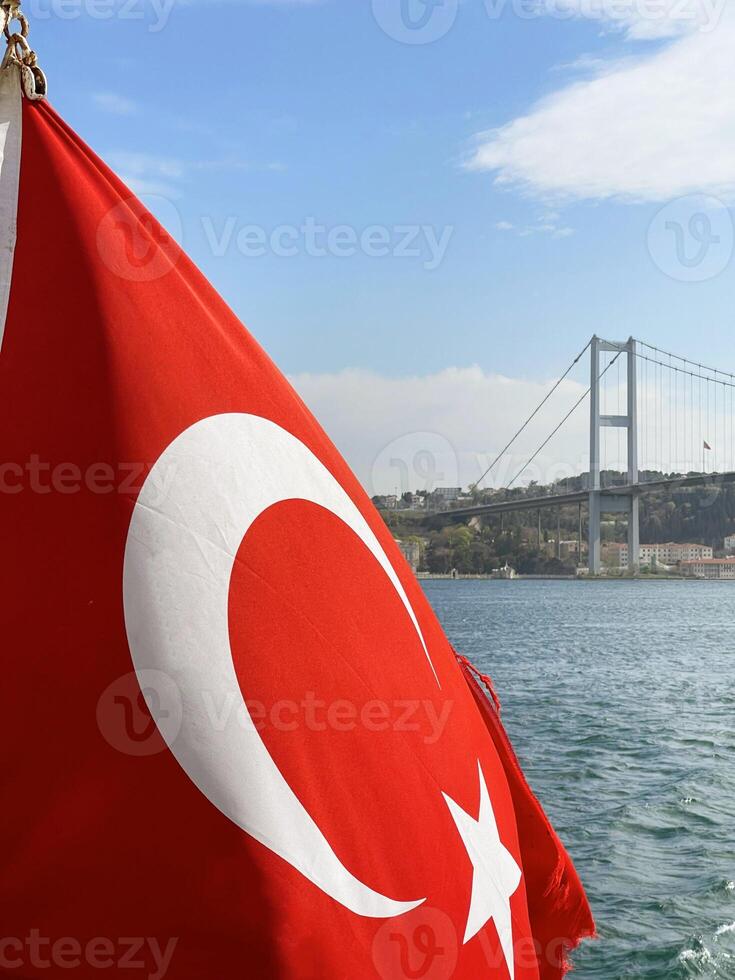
[431,486,462,503]
[724,534,735,554]
[607,542,713,569]
[681,558,735,579]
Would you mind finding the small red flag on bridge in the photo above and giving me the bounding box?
[0,67,593,978]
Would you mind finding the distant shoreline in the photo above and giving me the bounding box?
[416,573,734,582]
[416,573,575,580]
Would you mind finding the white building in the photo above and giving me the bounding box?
[432,487,462,502]
[724,534,735,554]
[681,558,735,579]
[609,542,713,568]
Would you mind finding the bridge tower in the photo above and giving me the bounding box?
[588,336,639,574]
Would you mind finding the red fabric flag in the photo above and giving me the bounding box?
[0,69,592,979]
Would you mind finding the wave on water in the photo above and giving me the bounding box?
[423,580,735,980]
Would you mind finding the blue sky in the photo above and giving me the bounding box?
[33,0,735,489]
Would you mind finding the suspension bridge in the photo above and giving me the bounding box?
[432,336,735,574]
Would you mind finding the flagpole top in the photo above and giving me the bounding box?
[0,0,46,101]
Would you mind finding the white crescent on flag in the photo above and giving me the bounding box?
[122,412,436,917]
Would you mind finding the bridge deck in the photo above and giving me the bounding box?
[431,471,735,521]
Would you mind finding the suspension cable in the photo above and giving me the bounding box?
[506,350,623,489]
[635,338,735,381]
[633,349,735,389]
[472,339,592,490]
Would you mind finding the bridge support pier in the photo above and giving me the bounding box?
[557,508,561,561]
[627,337,640,572]
[578,502,582,568]
[628,494,640,572]
[588,491,601,574]
[588,336,639,574]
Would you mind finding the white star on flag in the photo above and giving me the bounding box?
[443,761,523,976]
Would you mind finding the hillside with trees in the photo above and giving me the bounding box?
[375,470,735,575]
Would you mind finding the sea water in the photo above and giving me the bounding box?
[423,579,735,979]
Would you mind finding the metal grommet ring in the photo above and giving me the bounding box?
[20,61,45,100]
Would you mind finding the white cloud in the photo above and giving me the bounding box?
[106,151,186,180]
[289,367,604,495]
[103,152,185,198]
[551,53,609,74]
[495,215,574,237]
[537,0,726,39]
[103,150,262,198]
[92,92,137,116]
[466,12,735,202]
[120,177,181,198]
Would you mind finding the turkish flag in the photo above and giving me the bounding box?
[0,67,593,979]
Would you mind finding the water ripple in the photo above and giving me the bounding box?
[423,579,735,980]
